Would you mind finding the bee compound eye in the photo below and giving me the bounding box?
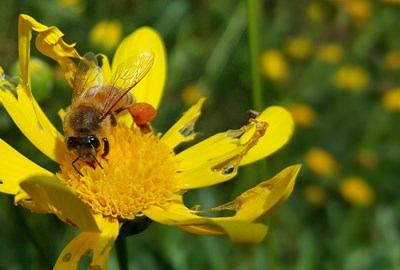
[66,137,74,150]
[88,135,101,149]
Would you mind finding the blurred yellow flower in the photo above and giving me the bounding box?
[285,37,312,60]
[342,0,372,27]
[339,177,374,206]
[58,0,85,11]
[90,20,123,52]
[182,84,204,105]
[334,65,369,91]
[261,49,289,81]
[307,2,326,22]
[285,103,316,127]
[316,43,344,63]
[306,148,338,175]
[385,51,400,69]
[305,185,327,205]
[382,88,400,111]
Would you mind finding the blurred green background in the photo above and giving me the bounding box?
[1,0,400,269]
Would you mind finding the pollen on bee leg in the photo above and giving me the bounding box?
[129,102,156,125]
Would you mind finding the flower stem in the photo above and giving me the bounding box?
[115,237,128,270]
[246,0,263,112]
[246,2,279,270]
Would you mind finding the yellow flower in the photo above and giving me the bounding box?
[306,148,338,175]
[285,103,316,127]
[339,177,374,206]
[344,0,372,27]
[316,43,344,63]
[285,37,312,60]
[333,65,369,92]
[261,49,289,81]
[385,51,400,69]
[89,20,123,53]
[382,88,400,111]
[305,185,327,205]
[0,14,300,269]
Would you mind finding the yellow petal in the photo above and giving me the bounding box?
[112,27,166,109]
[20,175,100,233]
[54,219,119,270]
[0,139,53,195]
[143,203,267,244]
[176,119,268,189]
[240,106,294,165]
[160,98,205,149]
[19,14,81,88]
[232,164,301,220]
[98,53,112,82]
[0,80,65,163]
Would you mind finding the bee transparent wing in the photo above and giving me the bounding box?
[73,52,104,100]
[102,51,154,116]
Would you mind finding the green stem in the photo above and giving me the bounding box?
[246,0,263,112]
[246,1,278,270]
[115,237,128,270]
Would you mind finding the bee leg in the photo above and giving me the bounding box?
[72,156,84,177]
[101,138,109,159]
[90,154,104,169]
[137,123,153,134]
[110,113,117,126]
[114,105,131,115]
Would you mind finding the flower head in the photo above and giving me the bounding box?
[0,14,300,269]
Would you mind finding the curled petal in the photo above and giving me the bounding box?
[212,164,301,221]
[112,27,166,109]
[176,119,267,189]
[143,203,267,244]
[20,175,100,233]
[0,139,53,195]
[0,74,65,163]
[160,98,205,149]
[18,14,81,88]
[54,219,119,270]
[240,106,294,165]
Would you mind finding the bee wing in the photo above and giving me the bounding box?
[72,52,104,100]
[102,51,154,116]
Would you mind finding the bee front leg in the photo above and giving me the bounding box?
[72,156,84,177]
[101,137,109,159]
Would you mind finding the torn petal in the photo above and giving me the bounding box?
[226,164,301,221]
[161,98,205,149]
[240,106,294,165]
[176,119,268,189]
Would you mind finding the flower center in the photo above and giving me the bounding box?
[57,126,179,220]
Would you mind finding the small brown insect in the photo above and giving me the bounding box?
[63,52,155,174]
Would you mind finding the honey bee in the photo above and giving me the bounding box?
[63,51,156,175]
